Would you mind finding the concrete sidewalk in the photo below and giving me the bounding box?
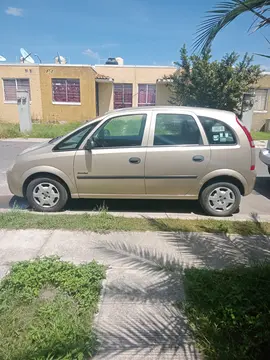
[1,229,270,359]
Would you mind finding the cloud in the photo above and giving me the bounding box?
[5,7,23,17]
[82,49,100,60]
[98,43,119,49]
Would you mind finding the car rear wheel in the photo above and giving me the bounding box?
[26,177,68,212]
[199,182,241,217]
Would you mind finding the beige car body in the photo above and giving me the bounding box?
[7,106,256,203]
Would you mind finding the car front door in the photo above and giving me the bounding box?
[74,112,150,197]
[145,111,210,197]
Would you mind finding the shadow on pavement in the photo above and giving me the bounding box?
[9,196,29,210]
[254,176,270,200]
[145,215,270,268]
[94,237,199,359]
[94,216,270,359]
[7,195,205,215]
[67,198,204,214]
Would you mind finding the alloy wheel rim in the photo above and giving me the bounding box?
[208,187,235,212]
[33,183,60,208]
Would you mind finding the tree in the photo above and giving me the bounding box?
[194,0,270,53]
[166,45,261,116]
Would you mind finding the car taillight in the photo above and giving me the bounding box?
[236,117,255,171]
[236,117,255,148]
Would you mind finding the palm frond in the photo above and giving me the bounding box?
[261,32,270,45]
[254,52,270,58]
[194,0,270,53]
[247,9,268,32]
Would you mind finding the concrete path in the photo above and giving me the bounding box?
[1,229,270,359]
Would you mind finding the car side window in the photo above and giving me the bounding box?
[198,116,237,145]
[55,122,100,151]
[92,114,147,148]
[154,113,202,146]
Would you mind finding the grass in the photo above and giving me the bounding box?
[0,122,82,139]
[183,264,270,360]
[0,256,105,360]
[0,211,270,236]
[251,131,270,141]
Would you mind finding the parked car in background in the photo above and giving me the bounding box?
[7,106,256,216]
[259,140,270,174]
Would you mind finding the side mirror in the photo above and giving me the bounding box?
[85,138,95,151]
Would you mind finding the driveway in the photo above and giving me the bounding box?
[0,139,270,219]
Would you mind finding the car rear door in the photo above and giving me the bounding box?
[145,110,211,197]
[73,112,150,197]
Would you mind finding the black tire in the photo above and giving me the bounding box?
[268,167,270,175]
[199,182,241,217]
[26,177,68,212]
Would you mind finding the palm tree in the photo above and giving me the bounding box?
[194,0,270,53]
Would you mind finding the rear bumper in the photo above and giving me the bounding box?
[259,148,270,167]
[245,171,256,196]
[6,169,23,197]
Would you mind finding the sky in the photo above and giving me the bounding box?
[0,0,269,68]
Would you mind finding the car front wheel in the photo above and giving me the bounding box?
[199,182,241,217]
[26,177,68,212]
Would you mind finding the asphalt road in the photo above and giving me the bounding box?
[0,140,270,217]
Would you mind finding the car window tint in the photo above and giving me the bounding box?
[198,116,237,145]
[154,114,202,146]
[56,122,99,151]
[92,114,146,148]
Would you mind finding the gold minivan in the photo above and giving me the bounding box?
[7,106,256,216]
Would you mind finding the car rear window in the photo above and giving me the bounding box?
[198,116,237,145]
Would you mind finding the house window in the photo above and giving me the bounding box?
[3,78,31,102]
[114,84,133,109]
[52,79,80,104]
[254,89,268,111]
[138,84,156,106]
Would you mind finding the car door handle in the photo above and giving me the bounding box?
[129,157,141,164]
[192,155,204,162]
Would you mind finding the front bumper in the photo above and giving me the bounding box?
[6,168,24,197]
[259,148,270,167]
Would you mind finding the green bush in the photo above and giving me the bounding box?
[183,264,270,360]
[0,257,105,360]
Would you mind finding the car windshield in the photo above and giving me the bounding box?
[48,117,104,144]
[48,136,63,144]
